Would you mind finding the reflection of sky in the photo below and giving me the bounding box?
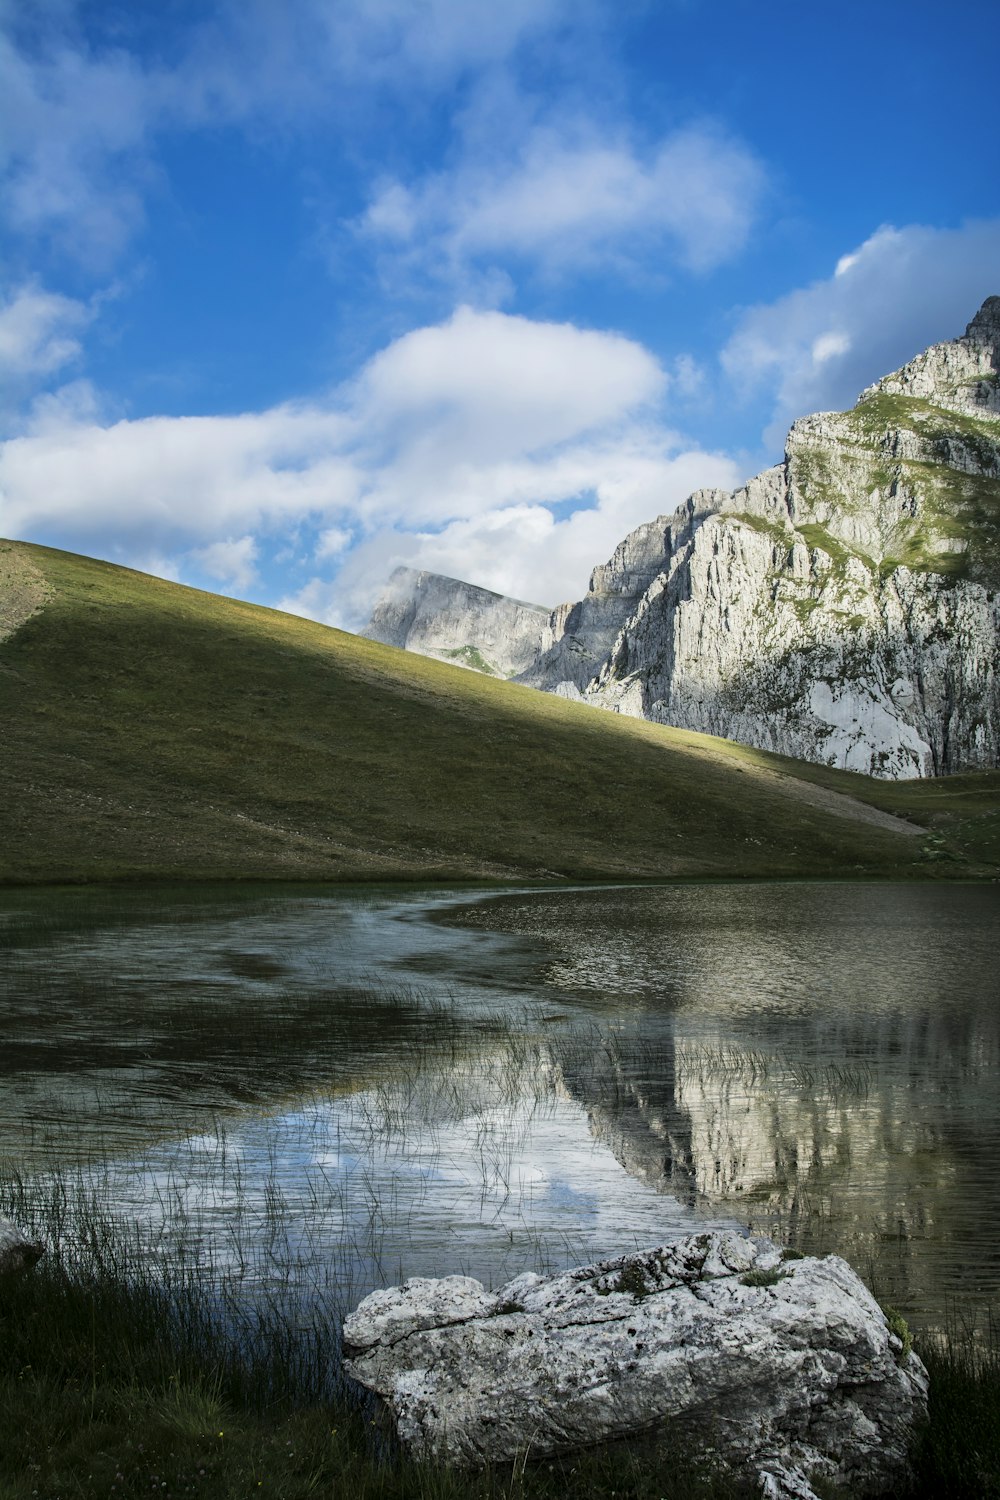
[33,1049,735,1319]
[4,879,1000,1338]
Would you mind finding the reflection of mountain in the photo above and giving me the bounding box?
[554,1033,698,1206]
[554,1004,1000,1326]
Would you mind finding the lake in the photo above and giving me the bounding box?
[1,879,997,1340]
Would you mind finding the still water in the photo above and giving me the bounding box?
[0,880,997,1336]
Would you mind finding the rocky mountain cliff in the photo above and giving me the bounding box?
[363,566,553,678]
[365,299,1000,778]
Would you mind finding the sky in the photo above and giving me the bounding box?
[2,0,999,627]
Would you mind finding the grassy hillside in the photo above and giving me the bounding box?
[1,539,996,885]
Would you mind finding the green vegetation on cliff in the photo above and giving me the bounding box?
[1,539,996,884]
[784,386,1000,587]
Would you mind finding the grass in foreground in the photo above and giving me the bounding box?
[0,1257,737,1500]
[1,1254,998,1500]
[1,539,996,886]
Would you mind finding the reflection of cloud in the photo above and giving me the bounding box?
[39,1048,710,1307]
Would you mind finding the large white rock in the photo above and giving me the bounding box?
[343,1231,928,1498]
[0,1217,44,1275]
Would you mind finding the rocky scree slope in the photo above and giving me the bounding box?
[368,300,1000,778]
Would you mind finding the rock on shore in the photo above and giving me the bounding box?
[0,1217,44,1274]
[343,1231,928,1499]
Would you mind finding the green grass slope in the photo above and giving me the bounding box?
[1,539,995,885]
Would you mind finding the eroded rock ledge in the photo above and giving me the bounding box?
[343,1231,928,1499]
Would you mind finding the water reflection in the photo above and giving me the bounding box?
[0,883,541,1161]
[22,1043,721,1325]
[1,879,998,1336]
[450,882,1000,1328]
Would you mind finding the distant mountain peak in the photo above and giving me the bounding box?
[364,566,552,678]
[967,295,1000,339]
[863,292,999,415]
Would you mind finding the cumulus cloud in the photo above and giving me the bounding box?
[315,526,353,560]
[356,122,767,284]
[352,306,665,502]
[286,436,742,627]
[0,284,91,409]
[722,218,1000,444]
[0,401,360,555]
[381,444,740,606]
[1,306,738,625]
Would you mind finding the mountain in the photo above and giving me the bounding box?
[4,538,998,885]
[366,299,1000,780]
[363,567,553,678]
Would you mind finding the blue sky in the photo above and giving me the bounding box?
[2,0,999,625]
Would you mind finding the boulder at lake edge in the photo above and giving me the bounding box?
[343,1231,928,1500]
[0,1216,44,1275]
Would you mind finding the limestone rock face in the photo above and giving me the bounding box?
[582,301,1000,776]
[867,295,1000,417]
[0,1217,44,1275]
[514,515,676,691]
[587,302,1000,777]
[364,567,553,679]
[343,1231,928,1498]
[362,301,1000,777]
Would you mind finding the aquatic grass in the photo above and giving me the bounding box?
[0,1184,742,1500]
[2,1192,998,1499]
[0,1018,664,1322]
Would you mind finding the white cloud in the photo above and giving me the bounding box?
[0,402,360,546]
[190,534,259,591]
[0,306,738,626]
[353,305,664,488]
[0,1,580,267]
[24,377,105,429]
[0,283,91,401]
[315,526,353,559]
[384,445,743,608]
[810,331,850,365]
[0,27,164,265]
[356,122,767,284]
[722,218,1000,444]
